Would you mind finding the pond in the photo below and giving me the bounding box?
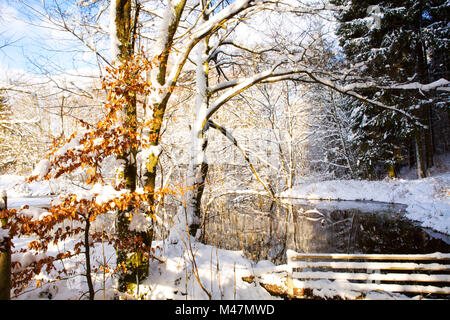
[202,195,450,265]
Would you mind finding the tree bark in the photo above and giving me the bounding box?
[414,130,426,178]
[386,163,397,179]
[84,219,95,300]
[111,0,150,293]
[185,30,211,238]
[414,23,433,175]
[0,245,10,301]
[0,191,10,300]
[423,104,434,170]
[112,0,138,191]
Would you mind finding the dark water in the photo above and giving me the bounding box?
[203,195,450,264]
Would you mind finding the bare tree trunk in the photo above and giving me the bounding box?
[0,191,10,300]
[141,0,187,198]
[111,0,138,191]
[414,29,433,177]
[423,104,434,170]
[111,0,149,293]
[84,219,95,300]
[415,130,426,178]
[185,28,211,238]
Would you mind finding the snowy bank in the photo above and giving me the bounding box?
[144,240,278,300]
[0,174,81,199]
[280,173,450,235]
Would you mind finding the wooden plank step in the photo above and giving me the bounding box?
[292,271,450,283]
[297,280,450,295]
[288,261,450,271]
[287,251,450,262]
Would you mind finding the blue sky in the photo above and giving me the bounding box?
[1,0,52,72]
[0,0,108,75]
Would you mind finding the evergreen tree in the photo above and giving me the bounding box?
[331,0,449,178]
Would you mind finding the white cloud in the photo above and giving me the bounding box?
[0,3,30,36]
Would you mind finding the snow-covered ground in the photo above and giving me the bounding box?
[10,235,278,300]
[11,235,422,301]
[1,175,277,300]
[0,174,84,202]
[1,161,449,300]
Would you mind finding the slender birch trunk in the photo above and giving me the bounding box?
[185,32,211,238]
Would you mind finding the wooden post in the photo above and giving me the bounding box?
[286,270,294,298]
[0,190,10,300]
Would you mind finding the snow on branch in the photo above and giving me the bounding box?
[386,78,450,92]
[207,61,440,128]
[0,117,40,125]
[206,62,288,119]
[299,70,421,121]
[165,0,272,89]
[209,40,280,60]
